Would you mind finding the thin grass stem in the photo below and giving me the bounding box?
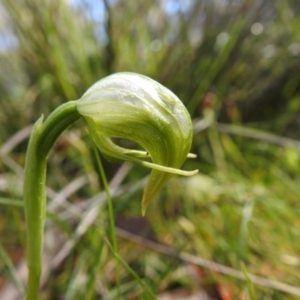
[91,142,121,298]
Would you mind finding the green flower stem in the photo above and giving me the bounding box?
[23,101,81,300]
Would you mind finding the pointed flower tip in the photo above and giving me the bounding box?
[187,153,197,159]
[141,206,147,217]
[188,169,199,176]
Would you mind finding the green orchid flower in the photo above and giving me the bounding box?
[77,72,198,214]
[23,72,197,299]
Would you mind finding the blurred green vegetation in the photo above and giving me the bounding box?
[1,0,300,299]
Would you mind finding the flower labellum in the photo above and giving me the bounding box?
[77,72,198,215]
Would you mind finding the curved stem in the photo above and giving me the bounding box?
[23,101,81,300]
[38,100,81,156]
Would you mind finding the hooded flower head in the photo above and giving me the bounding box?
[77,72,197,214]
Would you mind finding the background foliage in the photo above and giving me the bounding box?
[1,0,300,299]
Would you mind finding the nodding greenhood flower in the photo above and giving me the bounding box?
[77,72,198,214]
